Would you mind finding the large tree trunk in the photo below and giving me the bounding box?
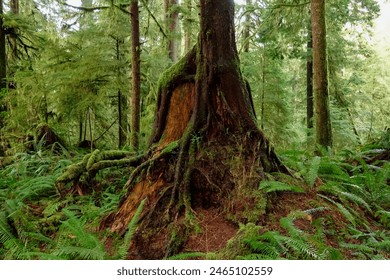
[101,0,287,259]
[311,0,332,149]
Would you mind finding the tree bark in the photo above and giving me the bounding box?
[183,0,192,53]
[130,0,141,151]
[0,0,6,91]
[165,0,179,62]
[116,38,127,148]
[306,18,314,135]
[311,0,332,149]
[9,0,19,60]
[243,0,251,53]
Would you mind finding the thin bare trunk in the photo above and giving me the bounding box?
[116,39,127,148]
[10,0,19,60]
[243,0,251,53]
[306,20,314,134]
[311,0,332,149]
[183,0,192,53]
[0,0,6,131]
[130,0,141,150]
[165,0,179,62]
[0,0,6,90]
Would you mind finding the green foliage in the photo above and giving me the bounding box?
[0,149,143,260]
[116,199,145,260]
[259,180,304,193]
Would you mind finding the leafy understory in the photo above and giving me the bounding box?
[1,138,389,260]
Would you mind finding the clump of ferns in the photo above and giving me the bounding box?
[317,158,390,228]
[340,225,390,259]
[241,210,339,260]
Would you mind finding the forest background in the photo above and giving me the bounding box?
[0,0,389,260]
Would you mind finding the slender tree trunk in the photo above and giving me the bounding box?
[79,117,83,143]
[311,0,332,149]
[116,39,127,148]
[10,0,19,60]
[306,19,314,135]
[130,0,141,151]
[0,0,5,144]
[261,53,265,130]
[183,0,192,53]
[165,0,179,62]
[0,0,6,91]
[243,0,251,53]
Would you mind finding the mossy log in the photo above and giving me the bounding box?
[56,150,143,193]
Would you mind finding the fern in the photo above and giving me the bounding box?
[117,199,146,259]
[52,209,107,260]
[278,235,320,259]
[0,215,28,259]
[167,252,207,260]
[16,176,56,201]
[259,181,304,193]
[305,156,321,186]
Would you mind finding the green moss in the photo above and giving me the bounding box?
[161,140,179,154]
[100,150,134,160]
[56,162,84,183]
[86,149,101,171]
[217,223,262,259]
[227,187,267,224]
[157,49,195,92]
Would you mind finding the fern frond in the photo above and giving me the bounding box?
[305,156,321,186]
[53,246,107,260]
[370,240,390,253]
[278,235,320,259]
[244,239,282,259]
[337,191,371,212]
[167,252,207,260]
[318,194,356,225]
[17,176,56,201]
[117,199,146,260]
[52,209,107,260]
[0,215,30,259]
[259,181,304,193]
[280,215,303,237]
[238,253,285,260]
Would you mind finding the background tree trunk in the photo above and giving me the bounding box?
[0,0,6,137]
[311,0,332,149]
[130,0,141,151]
[0,0,6,91]
[116,38,127,148]
[243,0,252,53]
[10,0,19,60]
[165,0,179,62]
[183,0,192,53]
[306,18,314,136]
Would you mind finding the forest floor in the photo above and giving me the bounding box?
[1,134,390,260]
